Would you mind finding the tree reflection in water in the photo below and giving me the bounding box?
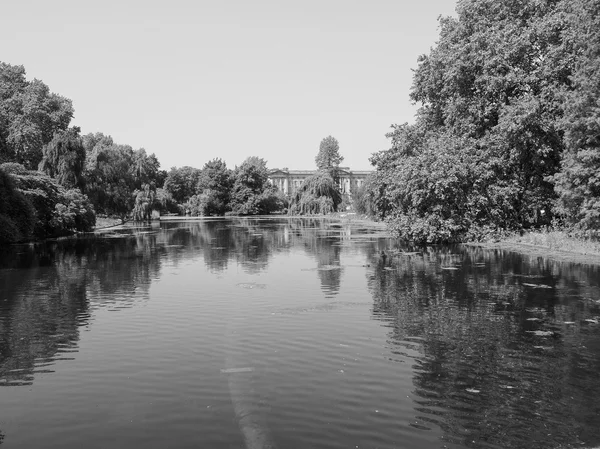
[1,220,599,448]
[367,245,600,448]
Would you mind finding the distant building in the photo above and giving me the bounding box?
[268,168,371,196]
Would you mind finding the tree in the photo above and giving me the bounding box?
[163,166,202,204]
[0,165,35,243]
[82,133,136,218]
[553,0,600,229]
[289,170,342,215]
[230,157,283,215]
[39,126,86,189]
[367,0,585,242]
[130,148,161,190]
[132,184,158,221]
[315,136,343,182]
[195,158,233,215]
[1,163,95,239]
[0,62,73,169]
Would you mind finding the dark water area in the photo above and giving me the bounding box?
[0,217,599,449]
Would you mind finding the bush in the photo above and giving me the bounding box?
[0,163,96,239]
[0,168,36,244]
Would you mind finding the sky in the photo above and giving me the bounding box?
[1,0,457,171]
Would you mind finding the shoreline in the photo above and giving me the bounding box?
[94,215,600,265]
[465,240,600,266]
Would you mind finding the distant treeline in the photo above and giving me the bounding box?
[357,0,600,243]
[0,62,351,244]
[0,62,293,244]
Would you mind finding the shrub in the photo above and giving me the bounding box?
[0,168,36,243]
[0,163,96,239]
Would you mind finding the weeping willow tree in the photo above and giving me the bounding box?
[289,171,342,215]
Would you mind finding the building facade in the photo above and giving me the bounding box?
[268,168,371,196]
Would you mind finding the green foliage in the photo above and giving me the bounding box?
[0,62,73,169]
[315,136,343,182]
[39,126,86,189]
[289,170,342,215]
[368,0,600,242]
[131,148,161,190]
[552,0,600,229]
[155,188,179,214]
[132,184,158,221]
[1,163,95,239]
[351,175,377,217]
[163,166,202,204]
[230,157,282,215]
[50,188,96,233]
[196,158,233,215]
[82,133,162,218]
[0,166,35,243]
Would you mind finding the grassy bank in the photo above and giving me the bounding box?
[93,216,127,230]
[503,230,600,256]
[468,230,600,266]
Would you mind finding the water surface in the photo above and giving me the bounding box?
[1,218,599,448]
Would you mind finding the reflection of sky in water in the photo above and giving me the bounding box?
[0,219,599,449]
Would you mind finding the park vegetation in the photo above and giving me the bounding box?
[287,136,346,215]
[0,61,289,244]
[365,0,600,243]
[4,0,599,246]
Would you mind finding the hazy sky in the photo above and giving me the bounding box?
[1,0,457,171]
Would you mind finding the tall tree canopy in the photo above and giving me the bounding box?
[552,0,600,229]
[230,157,283,215]
[369,0,599,241]
[315,136,343,177]
[195,158,233,215]
[289,170,342,215]
[82,132,162,218]
[163,166,202,204]
[0,62,73,169]
[39,126,86,189]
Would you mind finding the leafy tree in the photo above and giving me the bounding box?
[81,133,163,219]
[39,126,86,189]
[230,157,283,215]
[132,184,158,221]
[0,166,35,243]
[0,62,73,169]
[155,188,179,214]
[289,170,342,215]
[196,158,233,215]
[1,163,95,239]
[315,136,344,183]
[83,133,136,218]
[553,0,600,229]
[368,0,594,242]
[163,166,202,204]
[131,148,161,190]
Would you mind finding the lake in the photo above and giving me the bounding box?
[1,217,599,449]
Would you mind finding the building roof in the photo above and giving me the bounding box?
[269,169,371,177]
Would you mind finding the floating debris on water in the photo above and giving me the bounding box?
[236,283,267,289]
[527,330,554,337]
[523,283,553,289]
[220,367,254,374]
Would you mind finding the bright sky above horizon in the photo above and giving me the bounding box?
[1,0,457,171]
